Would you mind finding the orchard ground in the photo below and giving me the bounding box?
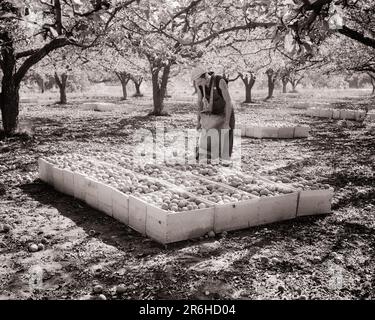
[0,85,374,300]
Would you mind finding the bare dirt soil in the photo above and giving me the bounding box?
[0,90,374,300]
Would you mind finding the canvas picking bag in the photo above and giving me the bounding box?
[200,112,225,129]
[199,77,226,130]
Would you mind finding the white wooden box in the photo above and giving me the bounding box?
[240,126,247,137]
[38,159,52,184]
[245,126,255,138]
[128,195,148,235]
[63,169,75,197]
[214,197,259,233]
[52,167,65,194]
[355,111,366,121]
[257,192,298,225]
[235,124,246,137]
[97,182,115,216]
[278,127,294,139]
[341,110,356,120]
[146,202,215,244]
[85,177,100,209]
[332,110,341,120]
[319,109,333,118]
[294,126,309,138]
[45,162,54,185]
[112,189,129,224]
[73,172,87,200]
[306,109,314,117]
[312,109,320,117]
[297,189,334,216]
[252,127,263,138]
[262,127,279,139]
[346,110,357,120]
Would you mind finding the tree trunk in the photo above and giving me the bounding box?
[0,36,19,135]
[54,72,68,104]
[268,81,275,99]
[368,74,375,95]
[150,64,171,116]
[35,75,45,93]
[0,30,71,135]
[265,69,276,100]
[115,72,131,100]
[133,78,143,97]
[282,78,288,93]
[291,80,297,93]
[1,78,20,136]
[240,73,256,103]
[121,79,127,100]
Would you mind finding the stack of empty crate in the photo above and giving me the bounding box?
[236,125,310,139]
[306,108,367,121]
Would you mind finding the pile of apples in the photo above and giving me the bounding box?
[140,190,210,212]
[209,172,293,197]
[167,163,218,177]
[265,174,332,191]
[46,155,167,196]
[188,181,254,204]
[89,151,133,168]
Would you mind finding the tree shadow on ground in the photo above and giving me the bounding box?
[20,182,165,257]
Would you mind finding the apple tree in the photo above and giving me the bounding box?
[0,0,139,135]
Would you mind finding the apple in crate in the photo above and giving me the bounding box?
[140,191,210,212]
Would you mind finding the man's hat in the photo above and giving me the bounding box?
[191,66,207,82]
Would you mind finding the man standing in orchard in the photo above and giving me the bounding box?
[191,67,235,163]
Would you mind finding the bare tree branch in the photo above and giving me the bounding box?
[14,37,71,85]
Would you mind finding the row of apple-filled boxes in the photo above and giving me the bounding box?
[39,162,333,244]
[40,158,270,208]
[306,108,368,121]
[235,125,309,139]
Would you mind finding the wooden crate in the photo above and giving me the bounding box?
[38,159,53,184]
[214,197,259,233]
[310,109,320,117]
[306,109,314,117]
[52,167,65,194]
[146,202,215,244]
[262,127,279,139]
[73,172,87,201]
[341,110,356,120]
[63,169,75,197]
[278,127,295,139]
[294,126,309,138]
[128,195,148,235]
[332,110,341,120]
[85,177,100,209]
[45,162,55,185]
[235,125,246,137]
[97,182,116,216]
[356,111,366,121]
[112,189,129,224]
[251,127,263,138]
[319,109,333,118]
[257,192,298,225]
[38,157,334,245]
[245,126,255,138]
[297,189,334,216]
